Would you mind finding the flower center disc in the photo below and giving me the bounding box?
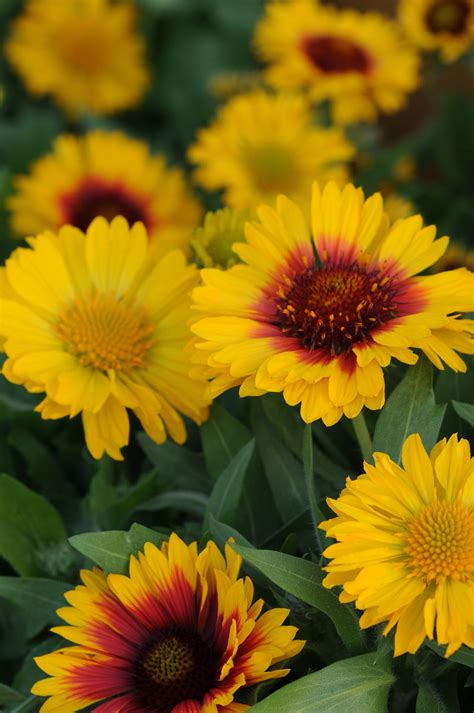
[60,177,150,233]
[58,22,110,72]
[274,263,398,355]
[406,500,474,582]
[426,0,470,34]
[56,293,155,372]
[301,35,372,74]
[245,144,295,194]
[133,629,218,713]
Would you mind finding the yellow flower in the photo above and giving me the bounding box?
[321,434,474,657]
[8,130,201,257]
[32,534,304,712]
[383,193,416,223]
[192,208,251,269]
[0,217,209,460]
[5,0,149,116]
[191,182,474,426]
[254,0,420,125]
[432,241,474,272]
[399,0,474,63]
[208,70,264,100]
[188,90,354,211]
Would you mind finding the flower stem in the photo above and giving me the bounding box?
[352,411,373,463]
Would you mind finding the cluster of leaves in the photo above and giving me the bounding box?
[0,0,473,711]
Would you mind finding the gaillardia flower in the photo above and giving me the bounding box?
[321,434,474,656]
[8,130,201,257]
[5,0,148,115]
[192,208,250,269]
[191,182,474,425]
[32,535,304,711]
[399,0,474,63]
[188,90,354,211]
[254,0,420,125]
[0,217,209,460]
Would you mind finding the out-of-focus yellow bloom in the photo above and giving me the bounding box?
[5,0,149,115]
[254,0,420,125]
[192,208,251,269]
[8,130,201,258]
[189,90,354,211]
[399,0,474,63]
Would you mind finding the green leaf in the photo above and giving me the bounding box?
[426,640,474,668]
[205,439,255,526]
[234,545,365,655]
[0,577,69,639]
[252,403,308,521]
[138,490,208,517]
[137,433,210,492]
[207,515,254,550]
[373,358,446,463]
[69,523,166,574]
[201,403,252,480]
[416,684,449,713]
[0,685,25,705]
[249,652,394,712]
[451,400,474,427]
[0,474,67,576]
[303,424,330,554]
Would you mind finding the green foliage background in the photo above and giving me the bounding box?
[0,1,473,711]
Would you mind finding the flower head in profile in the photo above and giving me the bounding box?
[192,208,250,269]
[0,217,209,460]
[8,130,201,258]
[191,182,474,425]
[399,0,474,63]
[33,534,304,712]
[321,434,474,657]
[254,0,420,125]
[5,0,148,115]
[188,90,354,210]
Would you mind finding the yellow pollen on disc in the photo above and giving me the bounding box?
[144,636,196,685]
[56,292,155,372]
[405,500,474,583]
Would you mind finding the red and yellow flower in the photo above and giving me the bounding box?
[399,0,474,63]
[33,535,304,712]
[191,182,474,426]
[8,130,201,258]
[254,0,420,125]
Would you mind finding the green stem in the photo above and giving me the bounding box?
[352,411,373,463]
[303,424,324,556]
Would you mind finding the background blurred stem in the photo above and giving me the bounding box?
[352,411,373,463]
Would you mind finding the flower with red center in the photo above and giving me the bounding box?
[320,434,474,656]
[191,182,474,426]
[8,130,201,258]
[32,535,304,711]
[254,0,420,125]
[399,0,474,63]
[4,0,149,116]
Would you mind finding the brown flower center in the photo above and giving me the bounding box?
[406,500,474,583]
[56,292,155,372]
[274,262,400,355]
[60,177,151,232]
[301,35,372,75]
[133,628,219,712]
[426,0,470,34]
